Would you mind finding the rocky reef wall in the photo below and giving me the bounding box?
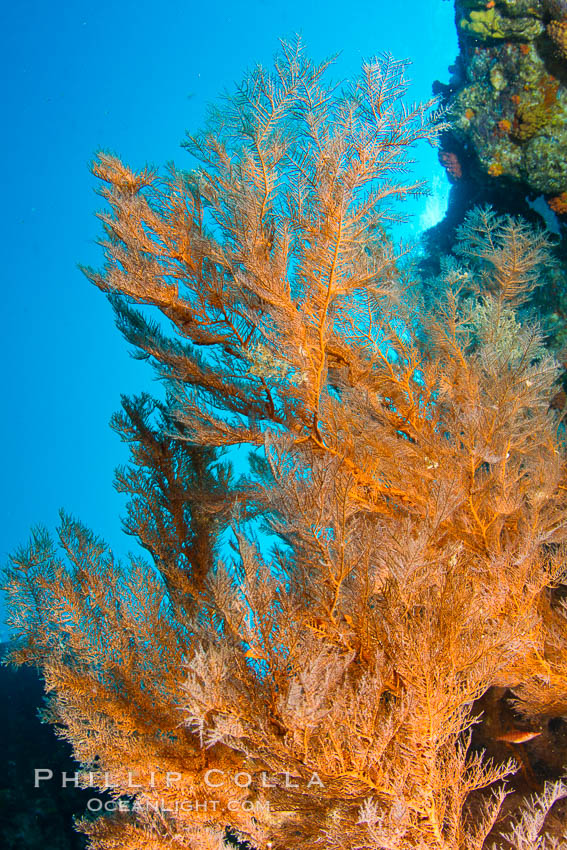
[436,0,567,230]
[429,0,567,356]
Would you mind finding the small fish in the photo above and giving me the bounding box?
[494,729,541,744]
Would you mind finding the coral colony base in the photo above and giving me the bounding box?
[5,30,567,850]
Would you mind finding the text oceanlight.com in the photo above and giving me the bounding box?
[85,797,272,815]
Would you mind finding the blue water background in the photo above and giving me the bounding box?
[0,0,457,639]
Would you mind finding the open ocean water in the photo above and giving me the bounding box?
[0,2,456,642]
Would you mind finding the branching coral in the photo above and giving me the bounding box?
[5,40,567,850]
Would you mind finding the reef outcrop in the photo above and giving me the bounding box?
[426,0,567,355]
[435,0,567,230]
